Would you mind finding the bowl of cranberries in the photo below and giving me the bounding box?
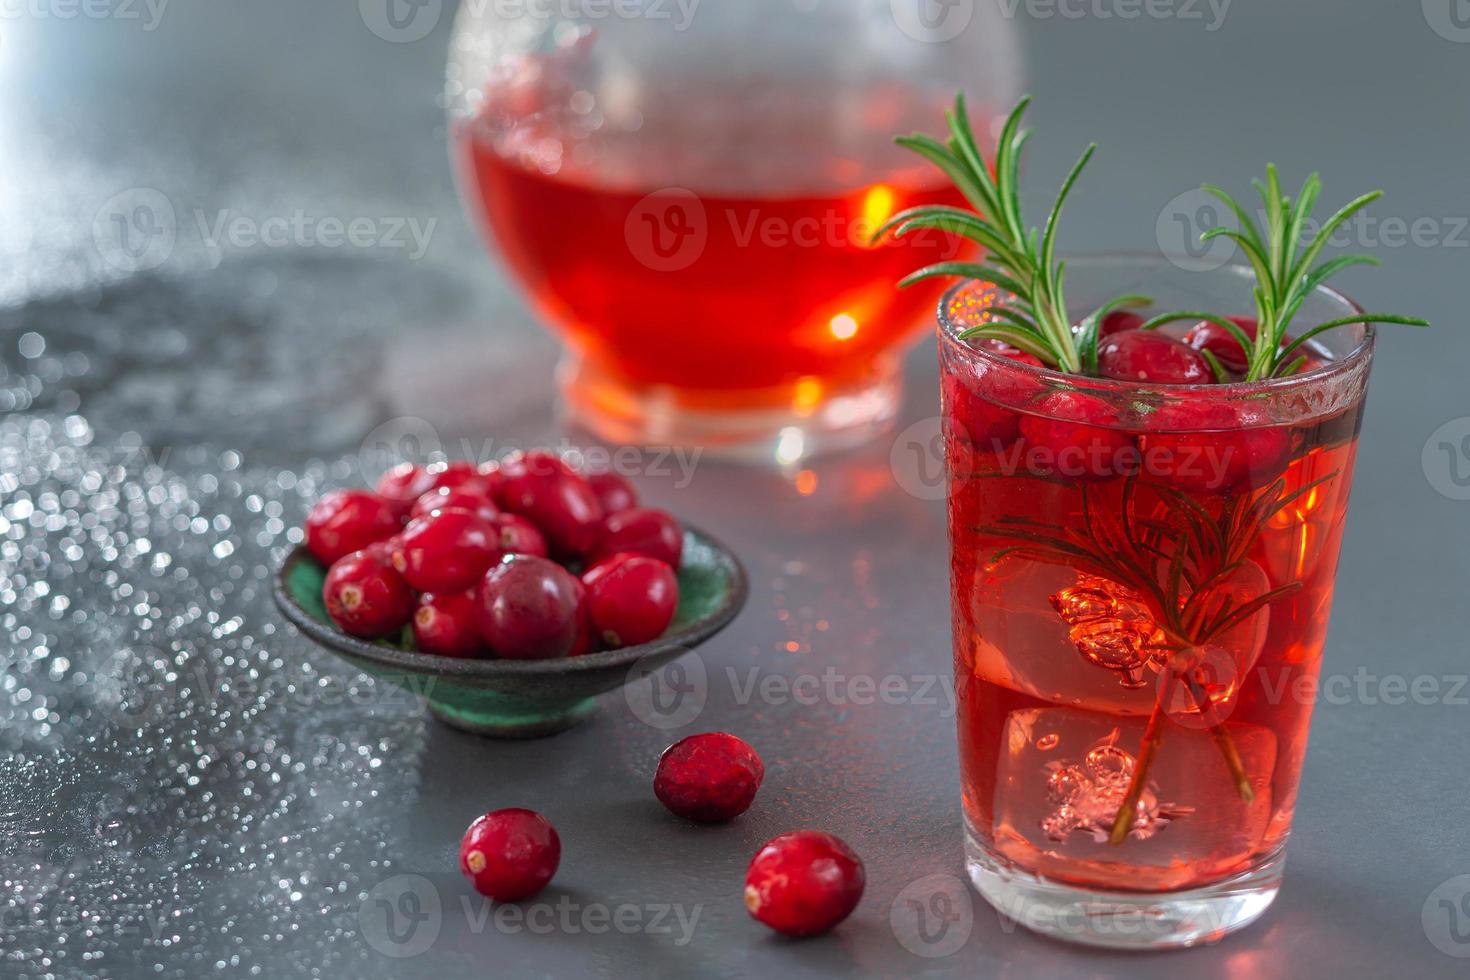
[272,451,747,737]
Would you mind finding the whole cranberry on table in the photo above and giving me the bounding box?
[654,732,764,823]
[476,554,584,659]
[391,507,498,594]
[588,507,684,569]
[305,489,400,566]
[323,549,415,640]
[459,808,561,902]
[744,831,866,937]
[582,554,678,648]
[497,450,605,558]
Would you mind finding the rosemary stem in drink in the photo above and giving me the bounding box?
[1109,679,1172,846]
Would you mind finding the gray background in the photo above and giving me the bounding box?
[1,1,1467,977]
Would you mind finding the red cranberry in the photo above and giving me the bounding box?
[744,831,865,937]
[476,458,506,498]
[1140,399,1293,493]
[497,450,605,558]
[427,460,496,498]
[459,808,560,902]
[582,554,678,649]
[946,342,1046,451]
[410,485,500,523]
[588,507,683,569]
[1097,329,1213,384]
[475,554,583,659]
[305,489,400,566]
[484,512,549,563]
[412,591,485,658]
[586,471,638,515]
[375,463,435,520]
[1099,309,1147,337]
[1184,316,1260,375]
[1019,391,1135,482]
[323,549,414,640]
[654,732,764,823]
[567,577,597,657]
[391,507,497,594]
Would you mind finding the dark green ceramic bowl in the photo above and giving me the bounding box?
[272,527,746,738]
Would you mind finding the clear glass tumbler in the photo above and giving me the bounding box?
[941,256,1374,948]
[446,0,1019,461]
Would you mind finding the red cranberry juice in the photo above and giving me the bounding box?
[944,308,1363,891]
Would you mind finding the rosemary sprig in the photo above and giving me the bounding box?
[1146,166,1429,380]
[876,95,1146,374]
[978,471,1332,840]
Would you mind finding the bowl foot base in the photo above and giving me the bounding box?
[428,697,598,738]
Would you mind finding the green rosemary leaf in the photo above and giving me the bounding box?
[1287,190,1383,289]
[1282,172,1322,274]
[893,135,996,216]
[878,207,1025,266]
[1199,348,1229,383]
[1202,228,1274,287]
[898,262,1027,297]
[1278,254,1381,327]
[1041,144,1097,300]
[957,325,1057,364]
[1275,313,1430,365]
[1202,184,1267,257]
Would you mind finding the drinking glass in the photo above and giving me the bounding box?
[940,256,1374,948]
[446,0,1019,461]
